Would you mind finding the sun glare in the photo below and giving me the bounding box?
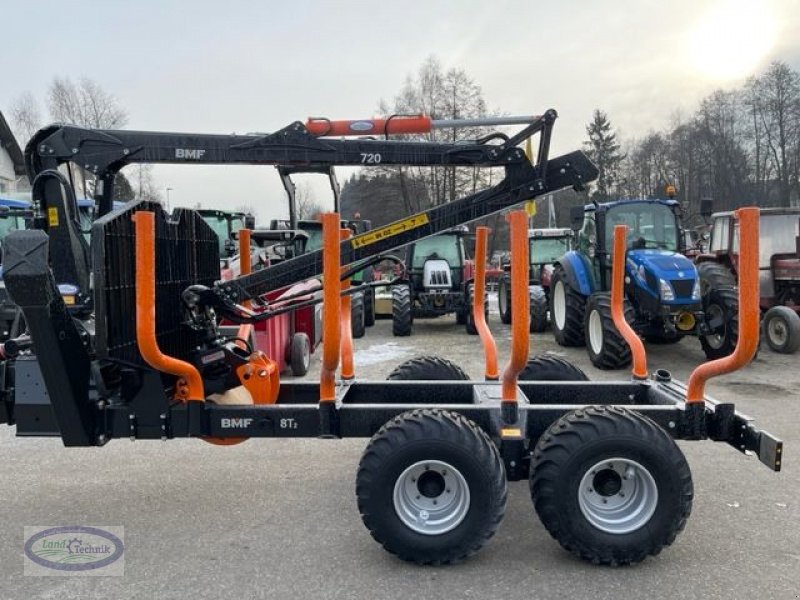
[690,0,778,80]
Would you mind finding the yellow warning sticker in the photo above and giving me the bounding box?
[501,428,522,438]
[48,207,59,227]
[351,214,429,249]
[62,295,76,306]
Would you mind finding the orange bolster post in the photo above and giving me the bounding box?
[320,213,342,403]
[501,211,530,407]
[305,115,432,137]
[133,211,204,402]
[612,225,648,379]
[473,227,499,380]
[686,207,760,403]
[235,228,254,351]
[339,228,355,381]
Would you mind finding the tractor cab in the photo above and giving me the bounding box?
[529,228,572,286]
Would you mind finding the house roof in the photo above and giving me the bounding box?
[0,111,25,177]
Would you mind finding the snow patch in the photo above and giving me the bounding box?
[353,342,414,366]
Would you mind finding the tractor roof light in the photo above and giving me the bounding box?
[659,278,675,301]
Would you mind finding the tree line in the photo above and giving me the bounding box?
[585,61,800,217]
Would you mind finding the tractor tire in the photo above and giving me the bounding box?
[584,293,636,370]
[392,284,413,337]
[364,287,376,327]
[456,309,468,325]
[518,354,589,381]
[356,409,507,564]
[763,306,800,354]
[697,261,736,296]
[530,406,693,566]
[498,275,512,324]
[530,286,548,333]
[700,287,739,360]
[351,292,366,339]
[465,289,487,336]
[550,265,586,347]
[387,356,470,381]
[290,332,311,376]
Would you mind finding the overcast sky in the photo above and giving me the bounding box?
[2,0,798,220]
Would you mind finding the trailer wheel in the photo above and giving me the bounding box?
[356,409,507,564]
[519,354,589,381]
[584,293,635,370]
[498,275,512,324]
[700,287,738,360]
[392,284,413,337]
[530,285,549,332]
[351,292,366,339]
[697,262,736,296]
[763,306,800,354]
[550,266,586,347]
[387,356,470,381]
[364,287,376,327]
[530,406,693,566]
[290,332,311,376]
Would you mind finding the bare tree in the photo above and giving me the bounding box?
[47,77,128,129]
[748,61,800,206]
[130,165,162,203]
[8,91,43,145]
[296,183,324,220]
[377,56,493,209]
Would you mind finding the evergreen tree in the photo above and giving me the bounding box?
[584,109,625,201]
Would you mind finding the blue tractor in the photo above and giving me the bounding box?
[550,198,739,369]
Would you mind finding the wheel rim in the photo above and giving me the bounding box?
[767,317,788,347]
[588,309,603,355]
[393,460,470,535]
[499,282,507,315]
[704,304,725,350]
[578,458,658,535]
[553,281,566,330]
[302,341,310,370]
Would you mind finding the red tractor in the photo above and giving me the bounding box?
[696,207,800,354]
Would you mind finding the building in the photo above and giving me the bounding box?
[0,111,27,197]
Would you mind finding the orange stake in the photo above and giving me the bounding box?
[687,207,760,402]
[133,211,204,401]
[235,228,254,351]
[340,228,355,380]
[473,227,499,380]
[612,225,648,379]
[501,211,530,402]
[320,213,342,402]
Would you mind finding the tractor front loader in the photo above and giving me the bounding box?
[0,110,782,568]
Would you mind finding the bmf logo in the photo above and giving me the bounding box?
[175,148,206,159]
[220,418,253,429]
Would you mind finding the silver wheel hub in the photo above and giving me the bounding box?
[705,304,725,349]
[768,317,787,345]
[554,281,566,330]
[589,309,604,355]
[578,458,658,534]
[393,460,470,535]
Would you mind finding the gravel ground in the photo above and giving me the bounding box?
[1,299,798,600]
